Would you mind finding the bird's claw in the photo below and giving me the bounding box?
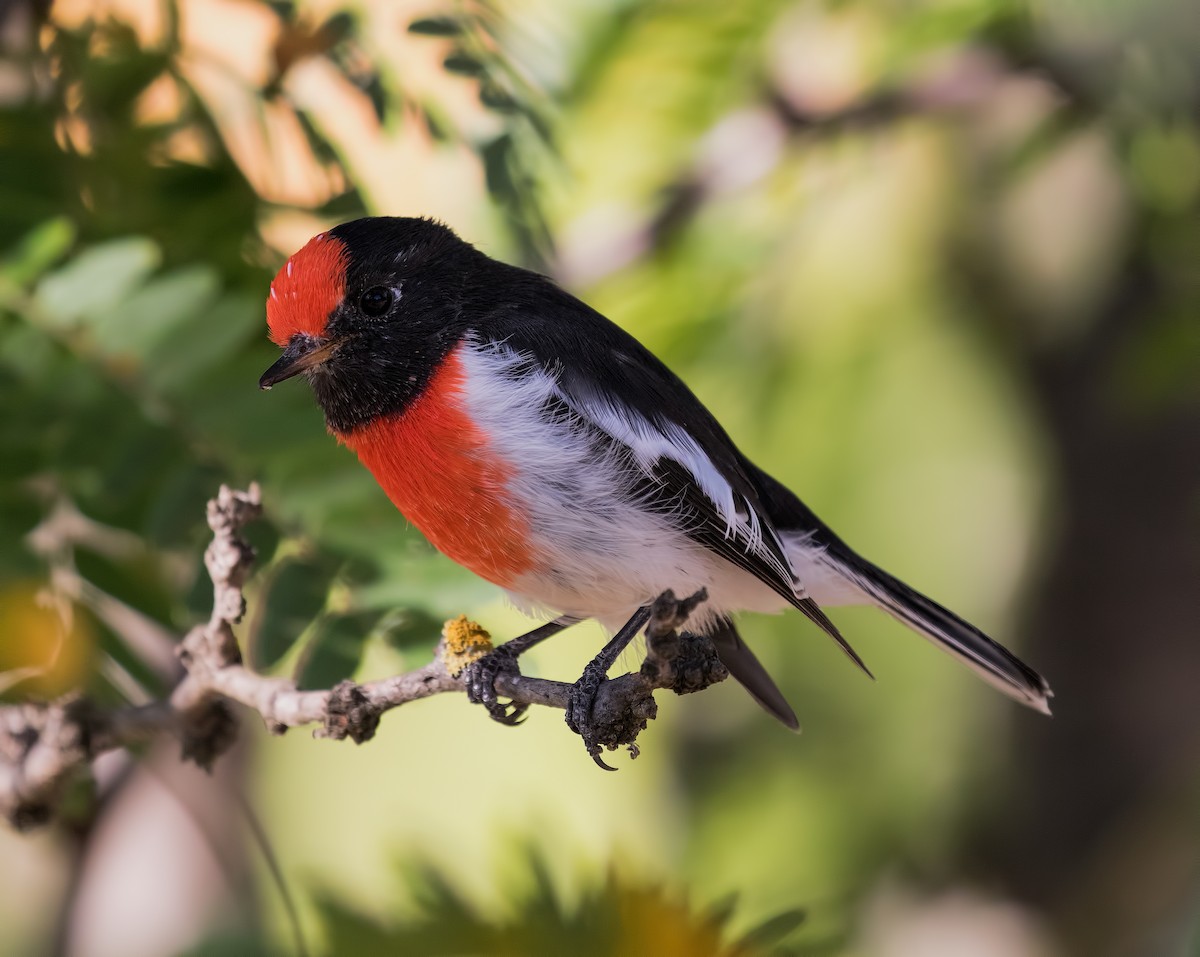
[647,587,708,641]
[463,648,529,726]
[565,659,618,771]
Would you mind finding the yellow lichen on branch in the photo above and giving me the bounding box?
[439,615,493,677]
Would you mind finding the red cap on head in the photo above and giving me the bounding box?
[266,233,349,346]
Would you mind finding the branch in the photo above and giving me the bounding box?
[0,486,725,830]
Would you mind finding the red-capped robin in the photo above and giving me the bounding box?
[259,217,1051,764]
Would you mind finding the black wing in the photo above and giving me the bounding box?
[470,261,869,675]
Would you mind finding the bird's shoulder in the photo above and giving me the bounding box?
[464,262,740,466]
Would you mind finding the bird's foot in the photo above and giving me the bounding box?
[645,588,708,646]
[565,656,618,770]
[461,618,574,726]
[564,601,663,771]
[463,646,529,726]
[563,590,711,769]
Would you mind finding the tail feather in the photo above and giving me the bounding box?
[793,595,873,679]
[828,549,1053,714]
[744,460,1052,714]
[707,617,800,730]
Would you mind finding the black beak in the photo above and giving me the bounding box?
[259,336,341,390]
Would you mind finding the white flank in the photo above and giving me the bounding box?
[561,370,797,588]
[457,339,794,630]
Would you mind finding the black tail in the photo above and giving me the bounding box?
[746,461,1053,714]
[707,617,800,730]
[827,547,1053,713]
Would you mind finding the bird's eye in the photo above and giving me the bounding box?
[359,286,394,317]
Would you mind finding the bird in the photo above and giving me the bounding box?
[259,216,1052,762]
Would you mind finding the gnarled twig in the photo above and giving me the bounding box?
[0,486,724,830]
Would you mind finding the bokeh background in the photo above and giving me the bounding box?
[1,0,1197,954]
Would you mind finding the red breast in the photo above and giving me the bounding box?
[338,345,535,588]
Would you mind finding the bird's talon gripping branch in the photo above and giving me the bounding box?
[459,618,575,726]
[443,616,528,725]
[647,588,709,641]
[565,660,617,770]
[561,590,716,769]
[463,646,529,726]
[638,590,729,695]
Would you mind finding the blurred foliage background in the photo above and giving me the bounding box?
[0,0,1197,954]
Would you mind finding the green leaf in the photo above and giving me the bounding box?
[34,238,161,327]
[319,11,355,46]
[407,16,464,37]
[0,492,42,577]
[443,52,485,77]
[480,81,518,114]
[352,549,495,616]
[295,609,377,689]
[376,606,445,651]
[74,547,175,630]
[141,292,261,395]
[241,517,283,574]
[252,557,333,670]
[738,907,807,949]
[1,218,77,287]
[144,463,229,548]
[86,265,220,360]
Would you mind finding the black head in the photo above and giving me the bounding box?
[260,216,484,433]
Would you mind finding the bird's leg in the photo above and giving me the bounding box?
[565,605,653,770]
[465,616,580,725]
